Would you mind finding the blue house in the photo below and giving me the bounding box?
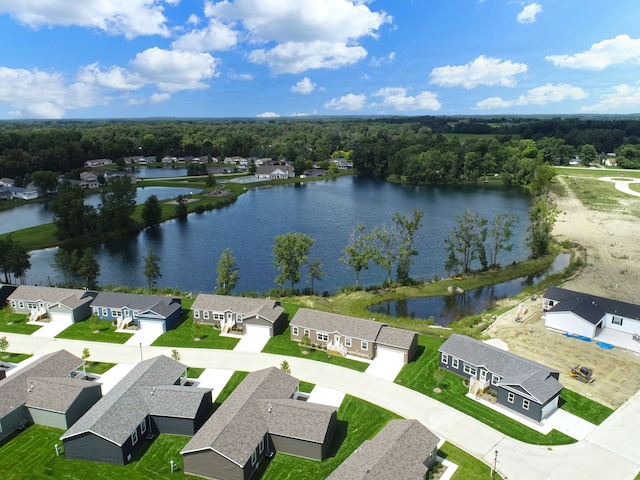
[90,292,182,332]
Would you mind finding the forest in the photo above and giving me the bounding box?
[2,116,640,187]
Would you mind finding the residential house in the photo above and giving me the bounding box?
[0,178,14,187]
[326,419,439,480]
[190,294,286,337]
[181,367,337,480]
[8,285,96,323]
[103,171,137,184]
[439,334,563,422]
[543,286,640,339]
[4,186,38,200]
[90,291,183,332]
[290,308,418,364]
[0,188,12,200]
[62,355,212,465]
[78,172,100,189]
[0,284,17,306]
[330,158,353,169]
[84,159,113,167]
[0,350,101,442]
[255,164,295,180]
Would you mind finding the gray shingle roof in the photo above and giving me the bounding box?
[291,309,385,342]
[25,376,101,413]
[141,385,211,418]
[181,367,336,467]
[260,399,336,443]
[0,350,84,418]
[8,286,91,308]
[439,334,562,404]
[61,355,201,446]
[327,419,439,480]
[190,294,284,324]
[544,286,640,324]
[91,292,181,318]
[376,326,417,350]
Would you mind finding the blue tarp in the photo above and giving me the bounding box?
[596,341,614,349]
[563,333,592,342]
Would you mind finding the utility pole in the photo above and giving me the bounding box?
[491,450,498,479]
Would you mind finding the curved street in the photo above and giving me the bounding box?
[3,332,639,479]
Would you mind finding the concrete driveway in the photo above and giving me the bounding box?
[191,368,234,401]
[233,334,269,352]
[30,320,71,338]
[124,329,163,347]
[364,357,404,381]
[307,385,345,407]
[95,363,136,394]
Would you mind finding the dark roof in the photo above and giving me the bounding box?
[61,355,206,446]
[91,292,181,319]
[544,286,640,323]
[182,367,336,466]
[327,419,439,480]
[0,350,84,418]
[25,377,101,413]
[190,294,284,324]
[141,385,210,419]
[439,334,562,404]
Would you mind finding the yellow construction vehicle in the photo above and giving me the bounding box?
[570,365,594,384]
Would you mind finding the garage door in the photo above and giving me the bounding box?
[375,346,405,364]
[139,320,166,332]
[49,312,72,323]
[245,324,271,337]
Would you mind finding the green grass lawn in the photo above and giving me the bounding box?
[1,425,192,480]
[396,336,576,446]
[440,441,503,480]
[262,326,369,372]
[151,314,239,350]
[213,371,249,404]
[187,367,205,379]
[55,320,133,344]
[559,388,613,424]
[83,361,116,375]
[298,381,315,393]
[0,310,41,334]
[1,352,32,364]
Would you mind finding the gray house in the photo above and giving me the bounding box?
[182,367,337,480]
[8,285,96,323]
[0,350,101,442]
[290,308,418,364]
[61,355,212,465]
[90,291,183,332]
[327,419,440,480]
[191,294,286,337]
[439,334,563,422]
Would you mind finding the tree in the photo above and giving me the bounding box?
[216,248,239,295]
[280,360,291,374]
[31,170,59,196]
[433,368,445,390]
[340,223,374,288]
[248,160,257,175]
[81,347,91,362]
[444,210,488,273]
[530,162,556,196]
[488,210,518,267]
[52,248,74,285]
[171,349,181,362]
[273,232,314,290]
[393,209,424,284]
[191,319,202,341]
[175,194,189,218]
[76,247,100,289]
[51,181,88,241]
[205,173,217,187]
[370,224,399,287]
[0,336,8,358]
[0,236,30,284]
[527,196,559,258]
[307,258,325,293]
[141,194,162,227]
[143,246,162,290]
[99,175,137,231]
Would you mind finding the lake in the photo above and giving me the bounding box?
[24,176,533,294]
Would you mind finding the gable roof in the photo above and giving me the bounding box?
[544,286,640,324]
[190,294,284,324]
[0,350,84,418]
[439,334,562,404]
[375,326,417,350]
[91,292,181,318]
[25,377,101,413]
[327,419,439,480]
[8,286,92,308]
[291,309,385,342]
[61,355,207,446]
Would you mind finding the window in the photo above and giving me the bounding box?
[131,430,138,445]
[27,302,35,309]
[102,308,108,317]
[19,301,24,309]
[441,353,449,365]
[259,438,265,453]
[292,326,299,336]
[113,310,122,318]
[463,365,476,376]
[508,392,514,404]
[345,338,352,347]
[612,316,623,326]
[251,450,257,466]
[361,341,368,350]
[194,310,200,319]
[214,313,224,320]
[10,300,16,309]
[317,332,328,342]
[304,329,310,337]
[140,419,147,434]
[203,311,209,319]
[522,399,530,410]
[452,358,459,369]
[237,314,243,323]
[492,375,501,385]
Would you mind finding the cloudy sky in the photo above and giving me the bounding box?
[0,0,638,119]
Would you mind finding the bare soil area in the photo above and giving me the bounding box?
[487,176,640,409]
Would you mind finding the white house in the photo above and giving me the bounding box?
[543,286,640,339]
[255,164,294,180]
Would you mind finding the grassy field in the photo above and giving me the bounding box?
[151,316,239,350]
[561,176,627,211]
[55,320,133,344]
[0,352,32,364]
[83,361,116,375]
[0,310,41,334]
[559,388,614,424]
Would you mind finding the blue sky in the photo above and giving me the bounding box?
[0,0,638,119]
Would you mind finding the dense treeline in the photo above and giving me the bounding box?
[1,116,640,180]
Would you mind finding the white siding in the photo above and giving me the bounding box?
[545,312,597,338]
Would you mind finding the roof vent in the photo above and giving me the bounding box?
[267,403,272,413]
[151,387,155,395]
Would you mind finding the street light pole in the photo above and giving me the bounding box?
[139,342,143,362]
[491,450,498,479]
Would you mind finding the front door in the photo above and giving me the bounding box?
[334,334,341,345]
[479,370,487,382]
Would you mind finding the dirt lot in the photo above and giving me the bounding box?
[486,175,640,409]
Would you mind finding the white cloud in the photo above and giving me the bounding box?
[131,48,219,92]
[0,67,103,118]
[372,87,441,111]
[546,34,640,70]
[78,63,145,91]
[207,0,391,74]
[291,77,316,95]
[172,19,238,51]
[290,112,309,117]
[430,56,527,89]
[475,83,587,109]
[582,84,640,112]
[0,0,173,39]
[517,3,542,24]
[324,93,366,111]
[187,14,200,26]
[250,41,366,74]
[229,72,254,81]
[369,51,396,67]
[256,111,280,117]
[150,92,171,103]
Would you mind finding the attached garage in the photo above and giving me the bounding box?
[375,346,405,364]
[245,323,271,337]
[49,311,73,323]
[139,319,166,332]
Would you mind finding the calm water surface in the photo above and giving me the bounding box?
[26,177,533,294]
